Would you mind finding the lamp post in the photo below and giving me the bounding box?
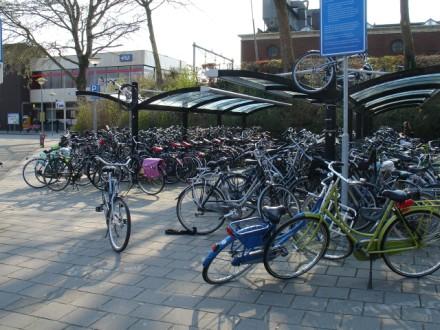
[49,91,56,135]
[36,77,47,147]
[89,57,101,131]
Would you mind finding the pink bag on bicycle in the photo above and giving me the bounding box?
[142,158,163,179]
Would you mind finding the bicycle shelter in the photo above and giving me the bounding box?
[77,64,440,158]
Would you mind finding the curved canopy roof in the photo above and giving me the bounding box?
[349,65,440,116]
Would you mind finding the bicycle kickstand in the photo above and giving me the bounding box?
[367,256,374,290]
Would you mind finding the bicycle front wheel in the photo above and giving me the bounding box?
[292,51,335,93]
[382,210,440,278]
[176,183,226,234]
[263,216,329,279]
[108,197,131,253]
[44,159,71,191]
[202,238,253,284]
[22,158,48,189]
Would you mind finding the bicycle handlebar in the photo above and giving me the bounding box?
[327,161,364,185]
[95,156,131,167]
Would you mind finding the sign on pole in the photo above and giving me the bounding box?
[320,0,367,205]
[55,100,65,109]
[7,113,19,125]
[320,0,367,56]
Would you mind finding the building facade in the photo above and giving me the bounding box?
[241,23,440,64]
[0,49,185,131]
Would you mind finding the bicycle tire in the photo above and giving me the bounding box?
[381,210,440,278]
[22,158,48,189]
[292,50,335,94]
[44,158,71,191]
[263,216,329,279]
[257,184,300,223]
[202,238,253,284]
[108,197,131,253]
[138,171,165,195]
[176,183,226,235]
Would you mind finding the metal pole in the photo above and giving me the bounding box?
[341,56,349,205]
[40,88,44,136]
[192,42,196,74]
[64,106,66,133]
[250,0,259,61]
[93,64,97,131]
[51,100,54,135]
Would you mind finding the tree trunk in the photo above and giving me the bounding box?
[145,3,164,86]
[75,56,89,91]
[273,0,294,72]
[400,0,416,70]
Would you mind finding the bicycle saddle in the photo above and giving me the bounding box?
[382,189,419,202]
[102,166,117,173]
[262,205,286,224]
[391,170,412,180]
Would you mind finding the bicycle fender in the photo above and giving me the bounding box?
[202,235,234,267]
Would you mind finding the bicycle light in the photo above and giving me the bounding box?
[396,199,415,211]
[211,243,219,252]
[226,226,234,237]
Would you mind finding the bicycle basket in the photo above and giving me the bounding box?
[228,217,270,248]
[142,158,163,179]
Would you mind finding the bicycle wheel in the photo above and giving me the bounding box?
[223,173,256,218]
[202,238,253,284]
[108,197,131,253]
[22,158,48,189]
[382,210,440,278]
[324,224,354,260]
[44,158,71,191]
[163,156,179,184]
[257,185,300,223]
[292,51,335,93]
[138,171,165,195]
[176,157,198,182]
[263,216,329,279]
[176,183,226,234]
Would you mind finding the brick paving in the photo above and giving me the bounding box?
[0,136,440,329]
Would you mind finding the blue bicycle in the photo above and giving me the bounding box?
[202,205,329,284]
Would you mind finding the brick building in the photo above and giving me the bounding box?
[241,20,440,63]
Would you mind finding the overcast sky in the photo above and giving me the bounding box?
[117,0,440,67]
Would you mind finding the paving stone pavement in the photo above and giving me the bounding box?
[0,137,440,329]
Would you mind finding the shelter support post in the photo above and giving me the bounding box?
[241,116,247,129]
[324,104,336,161]
[217,114,222,126]
[130,82,139,140]
[182,112,189,139]
[355,111,363,139]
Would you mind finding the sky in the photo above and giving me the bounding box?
[118,0,440,68]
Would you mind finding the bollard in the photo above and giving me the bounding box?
[39,133,46,148]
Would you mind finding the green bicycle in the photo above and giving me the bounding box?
[264,161,440,289]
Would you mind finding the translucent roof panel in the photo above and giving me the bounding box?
[351,74,440,102]
[364,89,435,109]
[230,103,273,114]
[199,98,253,111]
[370,98,426,113]
[150,91,219,108]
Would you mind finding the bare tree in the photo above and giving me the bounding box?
[0,0,143,90]
[273,0,294,72]
[134,0,188,86]
[400,0,416,70]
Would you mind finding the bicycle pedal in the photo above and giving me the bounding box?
[95,205,103,212]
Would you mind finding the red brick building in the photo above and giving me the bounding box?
[240,23,440,64]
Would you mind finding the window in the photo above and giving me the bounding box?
[391,39,404,54]
[267,45,280,59]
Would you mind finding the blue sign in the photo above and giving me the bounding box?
[90,84,100,93]
[320,0,367,56]
[119,54,133,62]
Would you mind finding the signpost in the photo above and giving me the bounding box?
[320,0,367,205]
[91,84,100,131]
[0,17,3,85]
[56,100,66,133]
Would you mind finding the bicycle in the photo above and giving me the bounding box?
[264,161,440,289]
[292,51,380,94]
[202,205,300,284]
[95,156,131,252]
